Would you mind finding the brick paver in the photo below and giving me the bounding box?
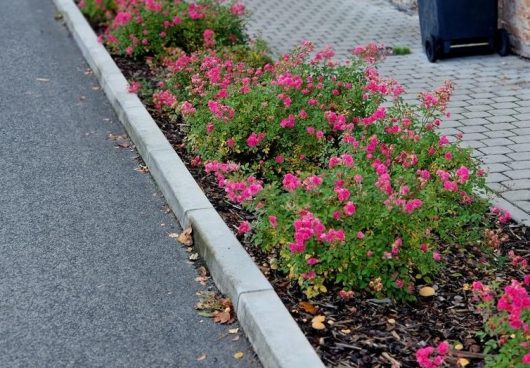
[244,0,530,221]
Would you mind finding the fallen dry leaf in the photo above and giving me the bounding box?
[134,165,149,174]
[299,301,317,315]
[195,275,209,285]
[233,352,244,360]
[213,308,233,324]
[457,358,470,367]
[177,227,193,246]
[454,343,464,351]
[197,353,207,361]
[228,328,239,334]
[196,292,234,323]
[311,315,326,330]
[115,140,130,149]
[419,286,436,297]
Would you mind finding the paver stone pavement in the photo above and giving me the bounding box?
[244,0,530,222]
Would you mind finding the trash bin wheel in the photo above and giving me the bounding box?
[425,36,440,63]
[496,29,510,57]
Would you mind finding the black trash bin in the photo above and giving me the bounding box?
[418,0,509,62]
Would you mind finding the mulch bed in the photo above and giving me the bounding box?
[113,55,530,367]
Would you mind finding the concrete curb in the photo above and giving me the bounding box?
[53,0,324,367]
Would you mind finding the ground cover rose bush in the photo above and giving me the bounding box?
[250,81,491,300]
[85,0,248,58]
[156,42,390,179]
[149,40,499,300]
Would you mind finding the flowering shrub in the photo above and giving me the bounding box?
[149,40,496,300]
[158,42,388,180]
[473,278,530,367]
[79,0,116,26]
[100,0,248,57]
[251,82,489,299]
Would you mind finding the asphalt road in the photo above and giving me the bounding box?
[0,1,259,366]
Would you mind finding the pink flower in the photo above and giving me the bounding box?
[357,231,365,239]
[438,135,449,147]
[246,132,265,148]
[230,2,246,16]
[522,353,530,364]
[127,81,141,93]
[456,166,470,183]
[172,15,182,25]
[188,3,205,19]
[491,207,511,223]
[180,101,196,115]
[443,180,458,192]
[203,29,215,48]
[282,174,301,191]
[343,202,356,216]
[275,155,284,164]
[307,257,319,265]
[416,341,448,368]
[303,175,323,191]
[335,187,350,202]
[280,114,295,128]
[268,215,277,229]
[153,90,177,110]
[113,11,132,27]
[237,221,251,234]
[432,252,442,261]
[144,0,162,12]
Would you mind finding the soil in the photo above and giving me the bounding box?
[113,55,530,368]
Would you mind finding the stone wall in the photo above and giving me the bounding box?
[500,0,530,58]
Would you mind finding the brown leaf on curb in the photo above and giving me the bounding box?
[177,227,193,246]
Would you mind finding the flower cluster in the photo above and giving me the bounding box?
[82,0,248,58]
[416,341,449,368]
[473,278,530,367]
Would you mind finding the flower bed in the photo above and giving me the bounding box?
[80,0,530,366]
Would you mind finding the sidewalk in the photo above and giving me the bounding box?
[0,1,258,366]
[245,0,530,222]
